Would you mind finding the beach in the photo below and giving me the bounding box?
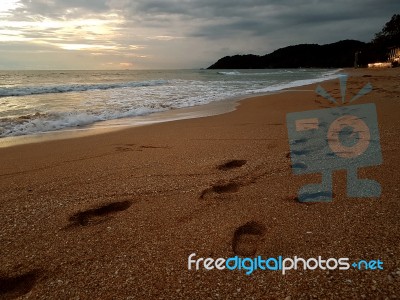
[0,68,399,299]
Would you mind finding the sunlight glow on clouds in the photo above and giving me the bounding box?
[0,6,146,68]
[0,0,22,14]
[145,35,183,41]
[0,16,123,43]
[57,43,117,51]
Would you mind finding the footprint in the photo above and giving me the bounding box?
[232,221,266,256]
[115,146,135,152]
[68,200,132,227]
[0,270,40,299]
[217,160,247,171]
[140,145,169,149]
[285,195,300,202]
[200,182,240,199]
[211,182,240,194]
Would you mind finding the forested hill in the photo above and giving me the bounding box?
[207,40,368,69]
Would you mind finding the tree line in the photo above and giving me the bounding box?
[208,14,399,69]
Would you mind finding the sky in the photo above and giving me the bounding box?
[0,0,398,70]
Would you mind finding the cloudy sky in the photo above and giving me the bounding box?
[0,0,398,69]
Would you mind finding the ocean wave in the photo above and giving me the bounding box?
[247,70,341,94]
[217,71,242,75]
[0,80,167,97]
[217,70,313,76]
[0,108,161,137]
[0,69,341,138]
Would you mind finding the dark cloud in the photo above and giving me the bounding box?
[107,0,399,51]
[12,0,110,20]
[125,0,396,21]
[191,1,397,38]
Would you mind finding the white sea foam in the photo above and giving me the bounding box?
[248,72,341,94]
[0,80,167,97]
[217,71,242,75]
[0,69,340,137]
[217,70,297,76]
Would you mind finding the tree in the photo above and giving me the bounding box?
[373,14,400,47]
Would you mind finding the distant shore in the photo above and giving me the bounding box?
[0,67,399,299]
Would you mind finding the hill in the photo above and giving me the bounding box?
[207,40,368,69]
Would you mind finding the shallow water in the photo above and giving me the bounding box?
[0,69,340,137]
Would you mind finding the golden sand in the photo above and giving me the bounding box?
[0,68,399,299]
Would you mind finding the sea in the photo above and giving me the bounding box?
[0,69,341,139]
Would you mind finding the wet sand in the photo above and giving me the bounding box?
[0,68,399,299]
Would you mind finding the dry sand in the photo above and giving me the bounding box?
[0,68,399,299]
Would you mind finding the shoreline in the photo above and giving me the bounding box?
[0,87,318,149]
[0,69,338,149]
[0,67,399,299]
[0,96,240,148]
